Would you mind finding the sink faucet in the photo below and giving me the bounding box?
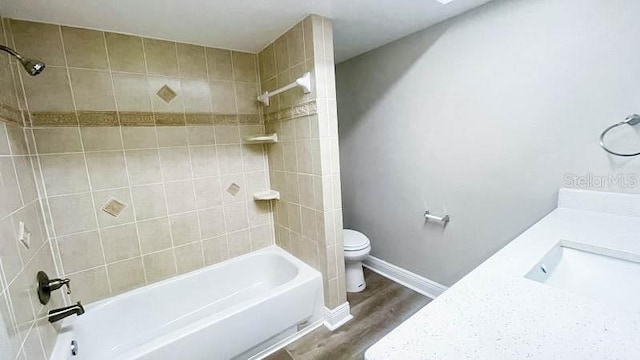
[48,302,85,323]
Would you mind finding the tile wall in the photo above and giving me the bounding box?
[2,19,275,304]
[258,15,347,309]
[0,18,61,360]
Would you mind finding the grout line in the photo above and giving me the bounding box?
[103,30,149,285]
[59,27,114,296]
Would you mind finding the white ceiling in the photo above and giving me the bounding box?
[2,0,493,63]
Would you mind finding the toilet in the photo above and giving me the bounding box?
[342,229,372,293]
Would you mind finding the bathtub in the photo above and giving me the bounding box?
[50,246,324,360]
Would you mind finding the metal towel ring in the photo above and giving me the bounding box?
[599,114,640,157]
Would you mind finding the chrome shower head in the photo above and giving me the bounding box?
[19,58,46,76]
[624,114,640,126]
[0,44,46,76]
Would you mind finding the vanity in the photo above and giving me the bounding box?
[365,188,640,359]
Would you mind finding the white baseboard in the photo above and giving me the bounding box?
[363,256,448,299]
[251,319,323,360]
[322,302,353,331]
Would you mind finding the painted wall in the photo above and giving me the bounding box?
[336,0,640,286]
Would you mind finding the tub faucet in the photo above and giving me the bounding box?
[48,302,85,323]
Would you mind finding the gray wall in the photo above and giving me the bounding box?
[336,0,640,286]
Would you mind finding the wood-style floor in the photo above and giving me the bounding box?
[264,269,432,360]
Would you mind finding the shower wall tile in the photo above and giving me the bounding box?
[105,33,146,73]
[259,16,346,310]
[61,26,109,70]
[143,38,179,77]
[10,19,65,67]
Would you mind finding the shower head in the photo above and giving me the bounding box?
[0,44,46,76]
[624,114,640,126]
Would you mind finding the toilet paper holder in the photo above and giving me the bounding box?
[424,210,450,224]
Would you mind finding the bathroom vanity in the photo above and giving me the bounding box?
[365,188,640,359]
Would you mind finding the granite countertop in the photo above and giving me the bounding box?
[365,189,640,360]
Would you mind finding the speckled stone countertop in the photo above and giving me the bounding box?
[365,189,640,360]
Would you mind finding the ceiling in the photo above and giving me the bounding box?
[2,0,493,63]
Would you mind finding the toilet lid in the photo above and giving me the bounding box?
[343,229,370,251]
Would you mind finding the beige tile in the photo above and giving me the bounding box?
[202,235,227,265]
[232,51,257,83]
[0,125,10,156]
[137,217,172,253]
[282,142,297,172]
[21,67,74,112]
[69,69,115,111]
[112,73,151,111]
[296,140,313,174]
[10,20,65,66]
[58,230,104,273]
[242,144,265,172]
[248,201,271,228]
[174,241,204,274]
[101,223,140,263]
[144,38,178,76]
[198,206,225,238]
[224,202,248,232]
[227,229,250,257]
[250,225,273,250]
[107,257,145,294]
[7,269,35,341]
[81,127,123,151]
[190,145,218,178]
[148,76,183,113]
[298,174,315,209]
[234,82,259,114]
[49,192,97,235]
[122,127,158,149]
[125,149,162,185]
[217,145,243,175]
[40,153,89,196]
[33,128,82,154]
[181,78,212,113]
[274,36,289,73]
[131,184,167,220]
[193,177,222,209]
[23,324,46,360]
[105,33,145,73]
[284,171,299,203]
[61,26,108,69]
[143,249,176,283]
[0,216,23,283]
[156,126,187,147]
[6,125,28,155]
[164,180,196,215]
[85,151,128,190]
[67,266,110,303]
[169,211,200,246]
[92,188,134,228]
[258,44,276,81]
[186,126,215,146]
[177,43,207,79]
[286,23,305,66]
[244,170,267,200]
[214,126,240,145]
[209,81,236,114]
[287,202,302,234]
[159,147,191,181]
[205,48,233,81]
[303,16,314,60]
[11,203,46,264]
[301,206,317,241]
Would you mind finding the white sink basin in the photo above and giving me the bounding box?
[525,241,640,311]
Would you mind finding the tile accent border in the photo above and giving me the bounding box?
[264,100,317,123]
[26,111,263,127]
[0,103,24,126]
[363,255,449,299]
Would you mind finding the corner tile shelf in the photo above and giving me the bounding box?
[253,190,280,201]
[243,133,278,144]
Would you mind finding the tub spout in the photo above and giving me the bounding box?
[48,302,85,323]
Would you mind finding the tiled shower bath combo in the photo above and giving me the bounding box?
[0,14,345,359]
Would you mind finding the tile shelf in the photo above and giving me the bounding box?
[253,190,280,201]
[243,133,278,144]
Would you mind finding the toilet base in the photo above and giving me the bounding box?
[345,261,366,292]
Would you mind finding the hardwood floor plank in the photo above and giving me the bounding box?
[264,269,431,360]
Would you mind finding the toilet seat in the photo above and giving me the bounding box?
[343,229,370,251]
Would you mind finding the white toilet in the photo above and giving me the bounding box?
[342,229,372,293]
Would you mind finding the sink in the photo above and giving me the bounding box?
[525,241,640,311]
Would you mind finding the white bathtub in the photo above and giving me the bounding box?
[50,246,324,360]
